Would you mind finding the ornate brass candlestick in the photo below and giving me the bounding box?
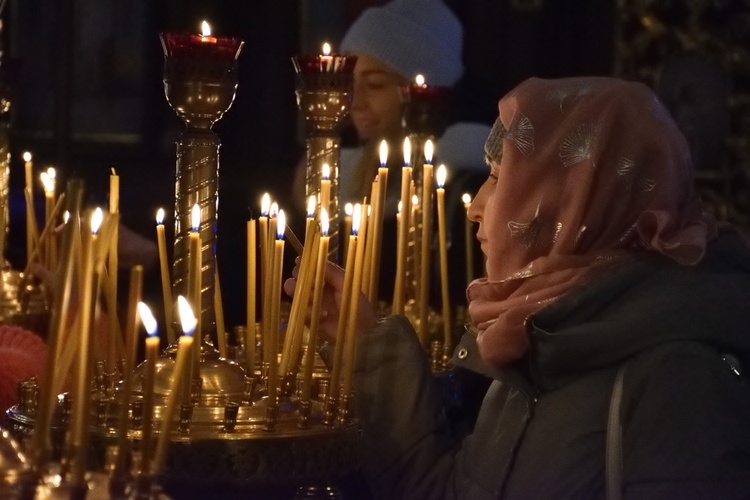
[161,31,244,342]
[292,49,356,260]
[400,78,450,347]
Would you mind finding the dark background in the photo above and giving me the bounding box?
[3,0,747,327]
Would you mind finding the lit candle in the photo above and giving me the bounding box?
[246,216,257,374]
[306,195,316,240]
[259,193,270,358]
[342,203,369,402]
[462,193,474,286]
[436,165,452,354]
[263,202,279,369]
[153,296,195,476]
[200,20,217,43]
[40,168,56,270]
[320,42,333,71]
[156,209,175,344]
[361,180,378,295]
[341,202,353,265]
[328,205,359,414]
[267,210,286,404]
[138,302,159,477]
[418,140,434,344]
[367,141,389,304]
[393,138,412,315]
[320,163,331,218]
[415,74,426,87]
[188,204,202,378]
[301,209,330,404]
[69,209,100,488]
[23,151,36,266]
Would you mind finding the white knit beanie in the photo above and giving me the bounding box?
[340,0,464,87]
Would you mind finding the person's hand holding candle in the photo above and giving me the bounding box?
[283,260,376,344]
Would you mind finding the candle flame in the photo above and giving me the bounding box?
[321,208,329,236]
[397,201,403,214]
[191,204,200,232]
[91,208,103,235]
[40,171,55,196]
[261,193,271,216]
[424,139,434,164]
[352,204,362,235]
[201,20,211,37]
[307,195,316,218]
[412,194,419,207]
[436,164,447,188]
[321,163,330,180]
[156,208,165,225]
[379,140,388,167]
[403,137,411,167]
[177,295,197,336]
[47,167,56,180]
[63,211,70,224]
[415,74,425,86]
[269,202,279,218]
[462,193,472,205]
[277,210,286,239]
[22,151,32,163]
[322,42,331,56]
[345,202,353,216]
[138,302,158,336]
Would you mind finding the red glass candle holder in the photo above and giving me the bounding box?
[400,82,450,137]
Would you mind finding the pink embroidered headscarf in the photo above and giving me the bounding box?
[467,77,716,368]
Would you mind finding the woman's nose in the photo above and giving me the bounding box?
[468,186,486,222]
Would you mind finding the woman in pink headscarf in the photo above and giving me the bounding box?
[288,77,750,499]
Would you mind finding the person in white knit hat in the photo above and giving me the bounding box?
[294,0,489,209]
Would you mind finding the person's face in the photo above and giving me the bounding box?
[350,53,407,141]
[467,161,499,257]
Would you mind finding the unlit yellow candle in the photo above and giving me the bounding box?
[246,218,257,373]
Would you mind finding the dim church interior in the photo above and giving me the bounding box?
[2,0,749,326]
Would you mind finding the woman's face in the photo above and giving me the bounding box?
[467,161,499,257]
[350,53,407,141]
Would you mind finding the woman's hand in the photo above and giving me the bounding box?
[283,259,377,344]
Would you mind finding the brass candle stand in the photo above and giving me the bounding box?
[160,32,244,345]
[292,52,356,261]
[6,338,360,499]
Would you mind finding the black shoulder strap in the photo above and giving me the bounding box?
[606,362,626,500]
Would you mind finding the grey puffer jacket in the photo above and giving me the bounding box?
[352,232,750,499]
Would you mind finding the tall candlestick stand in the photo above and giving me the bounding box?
[292,50,356,261]
[161,32,244,343]
[400,79,450,331]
